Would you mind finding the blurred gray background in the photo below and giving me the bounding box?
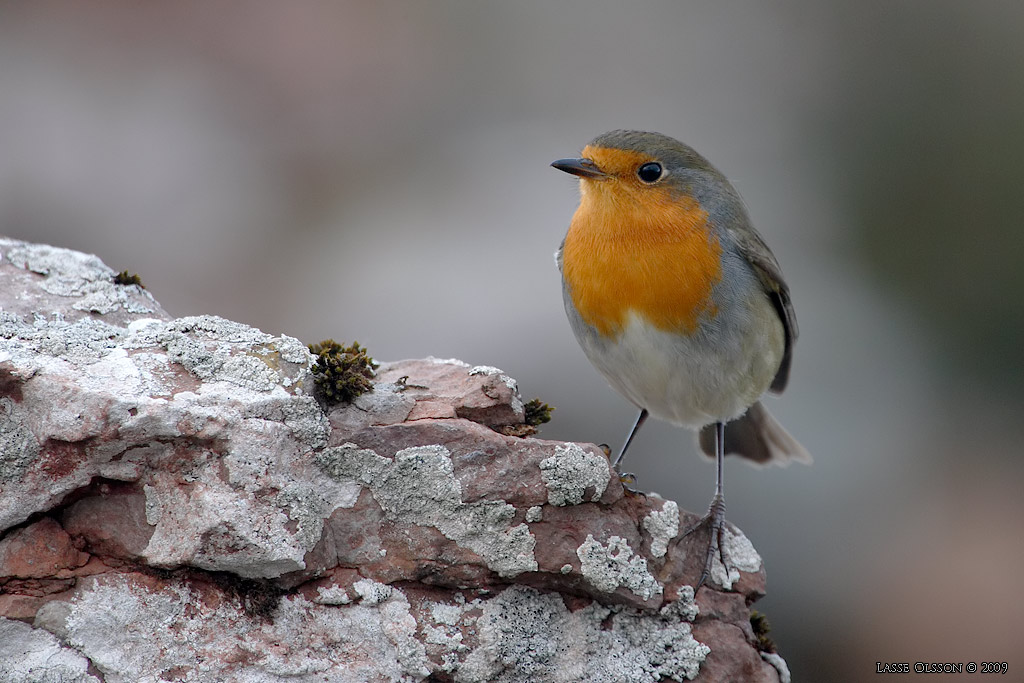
[3,1,1023,679]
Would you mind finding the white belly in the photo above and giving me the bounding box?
[572,305,783,430]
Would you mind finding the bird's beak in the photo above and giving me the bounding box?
[550,157,608,179]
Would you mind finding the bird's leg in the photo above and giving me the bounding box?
[612,408,648,487]
[682,420,730,592]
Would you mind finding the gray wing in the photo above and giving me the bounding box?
[728,223,797,393]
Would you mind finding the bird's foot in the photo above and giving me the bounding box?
[599,443,642,494]
[681,492,728,592]
[616,470,642,494]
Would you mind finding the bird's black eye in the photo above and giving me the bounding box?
[637,162,663,183]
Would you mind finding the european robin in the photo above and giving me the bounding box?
[552,130,810,590]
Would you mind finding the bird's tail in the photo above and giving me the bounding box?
[698,401,811,466]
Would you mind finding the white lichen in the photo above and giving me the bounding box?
[643,499,679,559]
[352,578,393,605]
[55,574,430,682]
[318,443,538,578]
[539,443,610,506]
[313,586,352,605]
[761,651,792,683]
[709,524,762,590]
[0,617,99,682]
[455,586,708,682]
[576,535,662,601]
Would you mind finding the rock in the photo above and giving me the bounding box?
[0,237,788,681]
[61,482,153,559]
[375,358,525,425]
[0,517,89,579]
[0,617,99,682]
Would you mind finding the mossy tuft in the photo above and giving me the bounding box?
[524,398,554,427]
[208,572,283,622]
[497,398,554,437]
[308,339,378,405]
[750,610,777,653]
[113,270,144,288]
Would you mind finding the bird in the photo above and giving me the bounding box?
[551,130,810,591]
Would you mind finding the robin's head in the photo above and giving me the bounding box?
[553,131,738,336]
[551,130,737,220]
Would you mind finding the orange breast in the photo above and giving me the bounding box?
[562,182,722,338]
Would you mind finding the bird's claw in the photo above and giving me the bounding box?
[616,470,641,493]
[682,493,729,592]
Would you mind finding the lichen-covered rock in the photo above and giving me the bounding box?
[0,238,787,682]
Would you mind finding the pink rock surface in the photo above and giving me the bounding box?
[0,518,89,579]
[0,238,788,682]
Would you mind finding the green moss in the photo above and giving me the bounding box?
[524,398,553,427]
[750,610,776,653]
[113,270,144,288]
[308,339,378,405]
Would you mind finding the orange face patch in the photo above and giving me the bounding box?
[561,146,722,337]
[580,145,654,176]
